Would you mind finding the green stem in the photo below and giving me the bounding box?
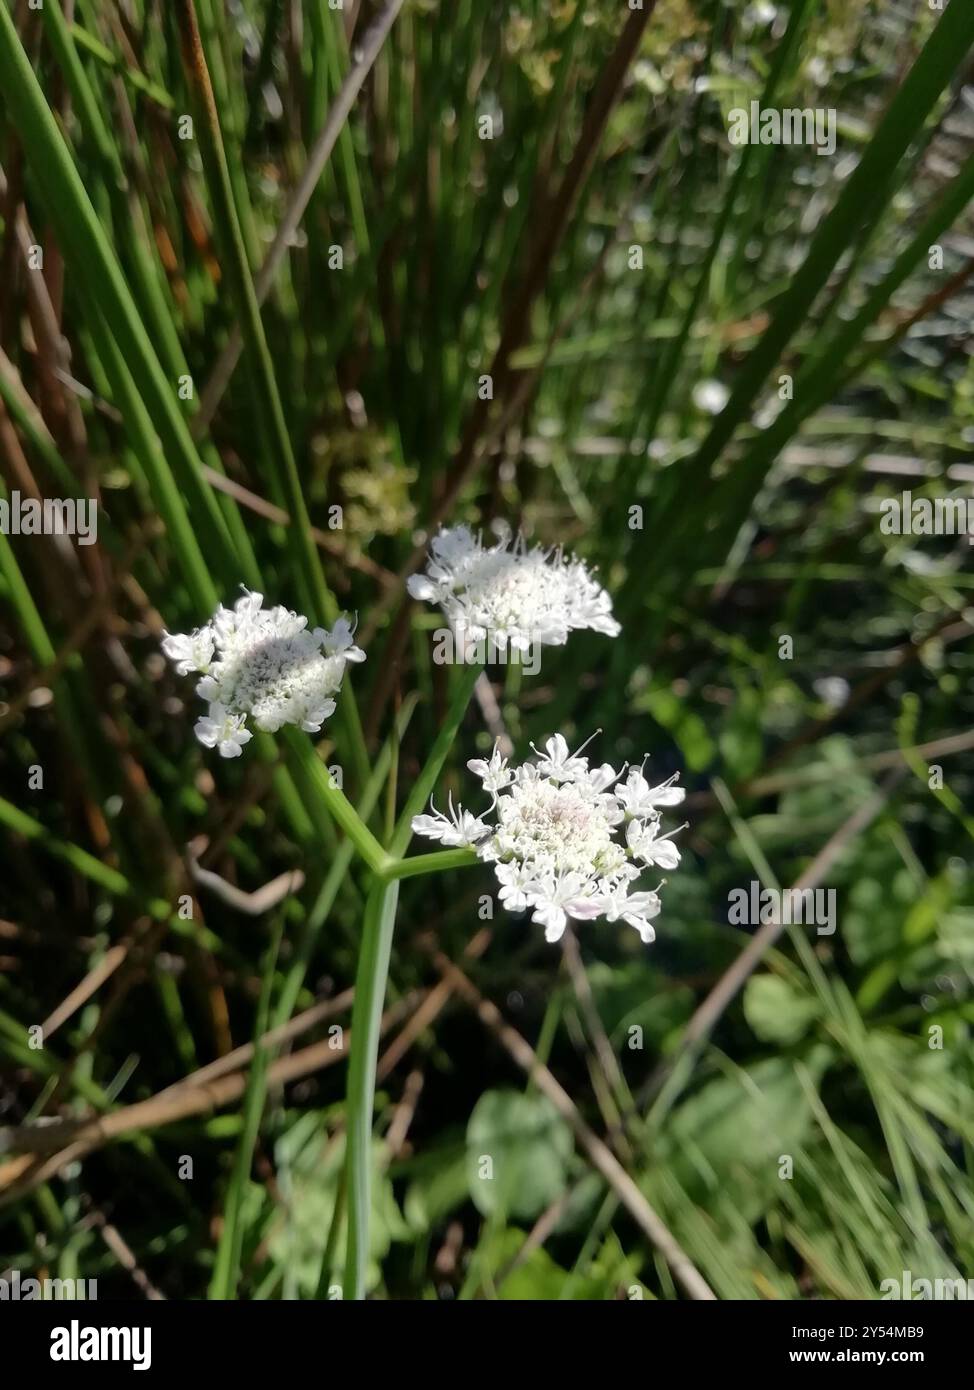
[0,795,128,896]
[174,0,369,787]
[282,729,391,875]
[68,22,175,109]
[343,876,400,1300]
[383,847,478,881]
[274,696,418,1027]
[389,662,482,857]
[0,796,232,958]
[209,913,283,1299]
[0,0,235,612]
[340,664,482,1297]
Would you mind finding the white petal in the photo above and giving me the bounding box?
[648,840,681,869]
[410,813,450,842]
[161,632,193,662]
[624,914,657,944]
[646,777,685,807]
[565,898,604,921]
[544,734,570,765]
[195,719,219,748]
[407,575,439,601]
[196,676,221,702]
[535,904,567,942]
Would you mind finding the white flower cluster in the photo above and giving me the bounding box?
[412,734,686,944]
[407,525,620,652]
[162,589,364,757]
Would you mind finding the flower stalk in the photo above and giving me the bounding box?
[343,876,400,1300]
[342,660,482,1296]
[381,846,478,882]
[283,729,392,876]
[390,661,482,856]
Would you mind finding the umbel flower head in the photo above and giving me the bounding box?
[412,734,686,944]
[162,589,365,757]
[407,524,620,653]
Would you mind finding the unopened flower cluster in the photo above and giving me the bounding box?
[162,589,364,757]
[407,525,620,652]
[412,734,685,943]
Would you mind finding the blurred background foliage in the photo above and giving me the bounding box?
[0,0,972,1299]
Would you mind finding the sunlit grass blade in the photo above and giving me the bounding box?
[640,0,974,594]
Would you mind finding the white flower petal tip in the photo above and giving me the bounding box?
[629,918,657,944]
[416,733,687,946]
[320,615,367,663]
[625,817,686,870]
[163,593,365,756]
[466,745,514,792]
[409,525,619,657]
[410,806,491,848]
[616,767,686,818]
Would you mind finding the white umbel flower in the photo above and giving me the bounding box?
[162,589,365,757]
[411,734,687,944]
[407,525,620,653]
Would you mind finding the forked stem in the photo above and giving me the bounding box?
[343,661,482,1296]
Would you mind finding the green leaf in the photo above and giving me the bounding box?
[744,974,821,1046]
[270,1121,408,1297]
[466,1089,574,1220]
[637,687,716,772]
[718,684,763,781]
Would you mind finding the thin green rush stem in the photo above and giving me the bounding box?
[174,0,369,788]
[68,21,175,109]
[209,913,283,1300]
[0,353,77,494]
[0,795,128,898]
[84,305,219,605]
[630,0,817,462]
[0,796,236,961]
[691,150,974,570]
[0,1,235,611]
[197,0,262,271]
[43,0,269,581]
[343,876,399,1301]
[0,489,56,669]
[639,0,974,597]
[389,661,482,857]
